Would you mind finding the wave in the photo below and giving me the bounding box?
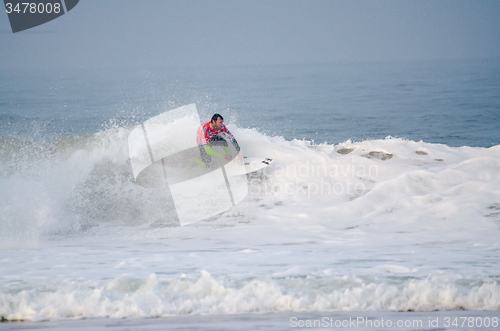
[1,125,499,241]
[1,126,500,321]
[1,271,499,321]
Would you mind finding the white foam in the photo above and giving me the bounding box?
[1,126,500,321]
[1,272,500,321]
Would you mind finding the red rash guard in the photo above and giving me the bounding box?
[196,122,232,146]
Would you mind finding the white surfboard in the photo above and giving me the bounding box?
[130,153,273,187]
[244,157,273,174]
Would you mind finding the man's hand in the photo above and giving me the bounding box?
[224,154,232,161]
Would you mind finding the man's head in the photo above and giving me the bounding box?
[211,113,224,129]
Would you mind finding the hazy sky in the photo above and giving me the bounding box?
[1,0,499,68]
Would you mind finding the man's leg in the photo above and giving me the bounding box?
[197,144,211,168]
[210,136,229,153]
[197,136,236,168]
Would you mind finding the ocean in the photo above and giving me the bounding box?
[0,58,499,330]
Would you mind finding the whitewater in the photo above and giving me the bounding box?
[1,124,499,324]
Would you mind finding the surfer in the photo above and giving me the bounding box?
[196,114,240,168]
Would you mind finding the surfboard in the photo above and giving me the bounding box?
[131,152,273,188]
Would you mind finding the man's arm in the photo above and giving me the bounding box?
[221,128,241,153]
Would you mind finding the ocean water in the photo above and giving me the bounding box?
[1,59,500,330]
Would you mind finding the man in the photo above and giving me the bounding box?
[196,114,240,168]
